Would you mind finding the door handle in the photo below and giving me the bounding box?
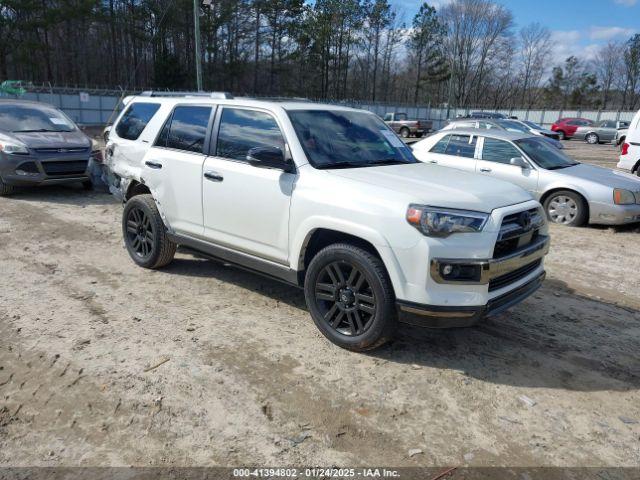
[204,171,224,182]
[429,160,438,164]
[479,168,492,173]
[145,161,163,169]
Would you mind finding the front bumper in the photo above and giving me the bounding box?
[397,272,546,328]
[590,201,640,225]
[429,235,549,285]
[1,153,89,186]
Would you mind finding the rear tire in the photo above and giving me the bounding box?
[304,243,397,352]
[122,194,176,269]
[543,190,588,227]
[415,132,424,138]
[0,178,15,196]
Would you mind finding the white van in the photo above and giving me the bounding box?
[618,109,640,176]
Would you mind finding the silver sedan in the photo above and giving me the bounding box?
[411,129,640,226]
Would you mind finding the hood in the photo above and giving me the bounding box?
[4,129,91,150]
[327,163,532,213]
[557,163,640,190]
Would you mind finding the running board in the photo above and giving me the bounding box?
[167,232,301,287]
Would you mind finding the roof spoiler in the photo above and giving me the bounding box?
[138,91,234,99]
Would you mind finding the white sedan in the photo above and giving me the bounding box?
[412,129,640,226]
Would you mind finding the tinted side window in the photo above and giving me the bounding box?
[217,108,285,162]
[163,106,212,154]
[481,138,522,164]
[430,135,450,154]
[444,134,477,158]
[116,103,160,140]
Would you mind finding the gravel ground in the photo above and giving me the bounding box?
[0,141,639,468]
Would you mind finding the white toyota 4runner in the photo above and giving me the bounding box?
[105,92,550,351]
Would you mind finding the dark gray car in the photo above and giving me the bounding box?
[0,100,93,195]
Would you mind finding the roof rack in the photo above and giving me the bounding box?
[139,91,234,99]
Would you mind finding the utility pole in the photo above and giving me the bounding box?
[194,0,203,91]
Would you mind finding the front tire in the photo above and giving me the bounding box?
[0,178,15,196]
[557,130,566,140]
[585,133,599,144]
[304,243,397,351]
[122,194,176,269]
[82,180,93,190]
[399,127,410,139]
[543,190,588,227]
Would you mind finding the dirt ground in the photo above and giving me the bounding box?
[0,140,639,469]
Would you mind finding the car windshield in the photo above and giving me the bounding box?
[496,120,530,133]
[523,120,543,129]
[515,137,579,169]
[0,104,76,132]
[287,110,417,169]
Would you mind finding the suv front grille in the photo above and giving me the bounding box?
[489,259,542,292]
[42,160,88,176]
[493,208,544,259]
[34,147,89,154]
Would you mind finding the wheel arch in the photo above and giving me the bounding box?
[540,187,590,220]
[294,227,405,297]
[124,180,151,201]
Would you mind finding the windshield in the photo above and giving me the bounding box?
[287,110,417,169]
[515,137,579,169]
[496,120,530,133]
[523,120,543,130]
[0,104,76,132]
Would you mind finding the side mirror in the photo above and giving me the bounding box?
[103,126,112,143]
[510,156,529,169]
[247,146,293,172]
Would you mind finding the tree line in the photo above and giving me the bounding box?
[0,0,639,110]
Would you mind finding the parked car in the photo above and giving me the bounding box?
[517,120,561,141]
[550,118,593,140]
[105,92,549,351]
[574,120,630,144]
[412,129,640,227]
[468,111,507,119]
[442,118,563,149]
[617,109,640,177]
[383,112,430,138]
[0,100,95,195]
[615,127,628,150]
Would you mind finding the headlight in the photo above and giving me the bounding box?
[406,205,489,237]
[613,188,637,205]
[0,140,28,155]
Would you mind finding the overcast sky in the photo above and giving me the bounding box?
[391,0,640,64]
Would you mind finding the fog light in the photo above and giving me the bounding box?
[442,264,453,276]
[15,170,39,177]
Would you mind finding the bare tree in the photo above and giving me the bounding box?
[518,22,551,108]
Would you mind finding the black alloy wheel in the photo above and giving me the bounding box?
[125,206,155,260]
[314,260,376,336]
[304,243,397,351]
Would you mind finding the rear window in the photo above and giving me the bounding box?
[116,102,160,140]
[156,106,212,154]
[0,104,76,132]
[444,134,477,158]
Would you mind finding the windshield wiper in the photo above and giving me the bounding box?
[547,163,578,170]
[366,158,414,166]
[316,161,368,170]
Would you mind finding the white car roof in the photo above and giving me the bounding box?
[435,127,536,142]
[124,94,364,113]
